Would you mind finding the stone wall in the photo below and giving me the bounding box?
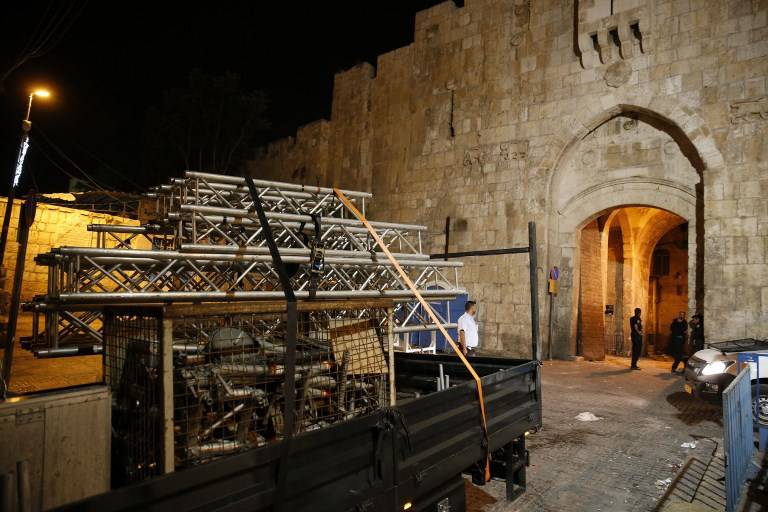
[247,0,768,357]
[648,226,689,352]
[0,198,139,334]
[250,120,331,186]
[579,219,604,359]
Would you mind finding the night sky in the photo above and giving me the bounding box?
[0,1,449,193]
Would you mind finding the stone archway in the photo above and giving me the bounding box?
[543,101,723,358]
[575,206,689,360]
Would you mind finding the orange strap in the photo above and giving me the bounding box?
[333,188,491,482]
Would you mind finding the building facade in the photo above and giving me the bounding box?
[247,0,768,359]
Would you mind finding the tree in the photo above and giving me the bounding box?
[145,69,269,179]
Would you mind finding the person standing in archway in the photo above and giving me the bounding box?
[630,308,643,370]
[690,313,704,352]
[670,311,688,373]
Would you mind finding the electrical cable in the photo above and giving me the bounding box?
[75,144,143,190]
[1,1,88,88]
[34,126,119,195]
[32,141,138,215]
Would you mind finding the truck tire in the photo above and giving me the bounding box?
[753,383,768,426]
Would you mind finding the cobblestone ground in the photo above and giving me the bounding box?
[477,358,724,512]
[2,347,101,394]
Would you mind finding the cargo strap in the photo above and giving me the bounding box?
[370,408,411,484]
[245,177,298,511]
[307,213,324,299]
[334,188,492,482]
[296,212,324,298]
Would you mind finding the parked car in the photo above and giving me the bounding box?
[684,338,768,423]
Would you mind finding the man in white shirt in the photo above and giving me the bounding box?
[457,300,478,356]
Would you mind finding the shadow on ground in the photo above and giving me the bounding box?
[666,392,722,426]
[742,450,768,511]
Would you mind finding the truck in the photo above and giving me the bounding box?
[56,351,541,512]
[46,179,546,511]
[684,338,768,423]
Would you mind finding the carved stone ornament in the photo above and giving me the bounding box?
[603,61,632,88]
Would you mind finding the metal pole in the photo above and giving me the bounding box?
[0,187,17,272]
[185,170,372,199]
[528,222,540,361]
[1,192,36,388]
[0,97,33,273]
[16,460,30,512]
[176,203,427,231]
[430,247,530,259]
[547,293,554,360]
[55,289,461,303]
[443,216,450,261]
[387,307,396,406]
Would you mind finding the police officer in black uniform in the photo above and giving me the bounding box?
[629,308,643,370]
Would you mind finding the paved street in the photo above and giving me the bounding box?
[476,357,725,512]
[3,348,101,394]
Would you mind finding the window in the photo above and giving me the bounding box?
[651,249,670,277]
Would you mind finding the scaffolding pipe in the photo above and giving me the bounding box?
[392,323,458,333]
[55,289,465,303]
[184,171,372,199]
[178,243,431,261]
[175,204,426,231]
[168,215,412,236]
[161,182,360,203]
[87,224,167,233]
[48,248,461,268]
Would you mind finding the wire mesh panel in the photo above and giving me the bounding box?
[104,300,394,480]
[172,304,391,468]
[103,309,163,486]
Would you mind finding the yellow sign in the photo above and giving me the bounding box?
[548,278,559,295]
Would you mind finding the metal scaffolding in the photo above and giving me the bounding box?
[25,171,464,351]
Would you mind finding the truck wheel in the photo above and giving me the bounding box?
[753,383,768,426]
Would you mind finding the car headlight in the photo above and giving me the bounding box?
[701,361,733,376]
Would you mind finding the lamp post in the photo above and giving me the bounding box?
[0,89,50,274]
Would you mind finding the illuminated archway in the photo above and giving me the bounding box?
[543,100,722,358]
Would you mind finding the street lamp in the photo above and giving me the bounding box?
[0,88,52,272]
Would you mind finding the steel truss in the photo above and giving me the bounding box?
[25,171,464,351]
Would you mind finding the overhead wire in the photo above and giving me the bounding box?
[32,126,131,207]
[34,125,110,190]
[29,143,138,214]
[33,138,93,186]
[75,144,143,190]
[1,1,88,89]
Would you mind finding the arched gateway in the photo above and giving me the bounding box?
[544,102,724,359]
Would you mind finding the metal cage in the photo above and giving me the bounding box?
[103,299,396,484]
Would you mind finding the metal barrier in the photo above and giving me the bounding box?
[723,367,753,512]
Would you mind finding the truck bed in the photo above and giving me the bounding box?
[55,353,541,512]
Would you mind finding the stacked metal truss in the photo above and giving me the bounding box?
[27,171,463,351]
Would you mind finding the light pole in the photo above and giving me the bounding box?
[0,89,50,274]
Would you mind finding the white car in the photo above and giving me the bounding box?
[684,338,768,423]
